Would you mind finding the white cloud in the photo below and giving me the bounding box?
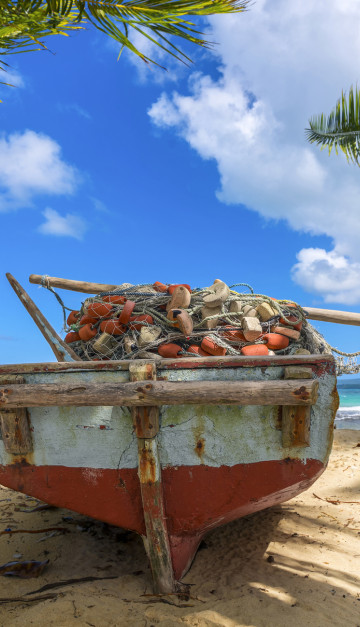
[58,103,92,120]
[148,0,360,303]
[90,196,110,213]
[38,208,87,240]
[0,130,78,211]
[292,248,360,305]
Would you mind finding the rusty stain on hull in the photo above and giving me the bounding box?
[195,437,205,460]
[139,442,157,485]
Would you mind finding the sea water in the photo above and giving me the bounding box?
[335,378,360,430]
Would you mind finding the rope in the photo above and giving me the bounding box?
[38,277,360,372]
[229,282,254,293]
[40,275,72,330]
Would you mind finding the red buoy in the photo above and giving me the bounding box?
[118,300,136,324]
[67,311,80,326]
[241,344,269,356]
[78,324,98,341]
[86,302,113,319]
[102,295,126,305]
[158,343,183,358]
[65,331,81,344]
[262,333,289,350]
[201,337,226,356]
[129,314,154,331]
[99,320,126,335]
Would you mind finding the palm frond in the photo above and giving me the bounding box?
[0,0,249,70]
[306,86,360,164]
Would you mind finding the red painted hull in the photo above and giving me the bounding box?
[0,457,324,578]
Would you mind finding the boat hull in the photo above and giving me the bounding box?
[0,457,324,578]
[0,355,338,581]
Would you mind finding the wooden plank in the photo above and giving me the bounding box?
[0,354,335,375]
[304,306,360,326]
[6,274,81,363]
[284,366,313,379]
[282,405,311,448]
[129,363,176,594]
[282,366,312,447]
[29,274,121,294]
[0,376,32,455]
[129,363,159,438]
[0,379,319,408]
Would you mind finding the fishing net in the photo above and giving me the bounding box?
[40,277,356,375]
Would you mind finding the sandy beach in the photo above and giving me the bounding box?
[0,429,359,627]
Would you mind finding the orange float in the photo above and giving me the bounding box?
[102,295,126,305]
[67,311,80,326]
[187,345,211,356]
[241,344,269,356]
[65,331,81,343]
[153,282,168,293]
[201,337,226,356]
[99,320,126,335]
[222,326,246,342]
[79,314,99,326]
[118,300,136,325]
[168,284,191,295]
[86,302,114,319]
[262,333,289,350]
[129,314,154,331]
[78,324,98,341]
[279,313,303,331]
[158,343,183,358]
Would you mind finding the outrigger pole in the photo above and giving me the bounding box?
[29,273,360,327]
[6,274,81,363]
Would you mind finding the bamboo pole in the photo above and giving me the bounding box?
[6,274,81,363]
[0,379,318,408]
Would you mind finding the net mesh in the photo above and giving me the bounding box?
[41,278,354,374]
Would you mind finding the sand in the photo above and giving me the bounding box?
[0,429,359,627]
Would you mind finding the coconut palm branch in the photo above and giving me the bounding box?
[306,86,360,165]
[0,0,249,71]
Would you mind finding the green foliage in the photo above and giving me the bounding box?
[0,0,249,70]
[306,86,360,165]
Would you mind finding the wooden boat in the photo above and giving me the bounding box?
[0,275,340,594]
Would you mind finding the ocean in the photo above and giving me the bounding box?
[335,378,360,430]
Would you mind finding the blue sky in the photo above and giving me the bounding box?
[1,0,360,368]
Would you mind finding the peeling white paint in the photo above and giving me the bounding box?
[0,365,336,471]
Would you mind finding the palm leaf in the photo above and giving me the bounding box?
[0,0,249,70]
[306,86,360,164]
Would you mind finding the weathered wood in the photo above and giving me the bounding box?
[282,367,312,447]
[304,306,360,326]
[0,354,334,375]
[0,376,32,455]
[6,274,81,363]
[282,405,311,448]
[130,363,176,594]
[92,333,118,357]
[29,274,121,294]
[0,379,319,408]
[284,366,313,379]
[129,363,159,438]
